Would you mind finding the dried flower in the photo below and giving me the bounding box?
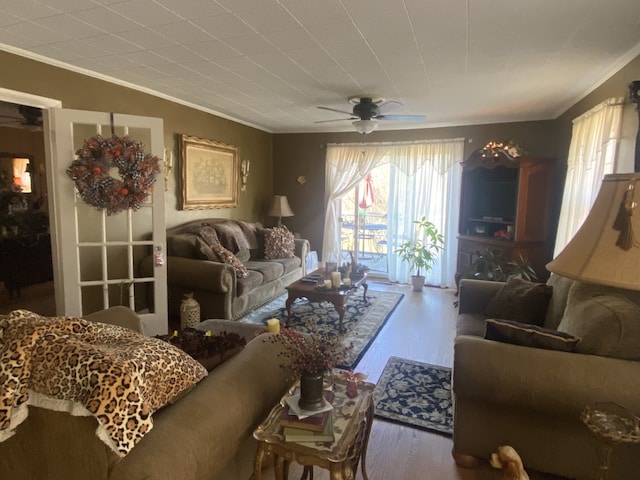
[265,319,353,378]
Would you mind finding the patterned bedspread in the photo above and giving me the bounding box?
[0,310,207,456]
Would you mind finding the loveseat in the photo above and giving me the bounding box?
[453,274,640,480]
[0,307,292,480]
[141,218,309,320]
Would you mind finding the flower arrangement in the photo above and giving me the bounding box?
[481,140,524,160]
[265,320,353,378]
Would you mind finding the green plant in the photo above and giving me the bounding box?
[468,249,537,282]
[394,216,444,277]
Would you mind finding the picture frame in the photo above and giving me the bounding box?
[180,134,239,210]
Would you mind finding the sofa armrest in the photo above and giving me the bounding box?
[457,279,504,314]
[84,306,143,333]
[166,256,235,293]
[453,335,640,416]
[294,238,310,276]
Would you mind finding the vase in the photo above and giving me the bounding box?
[298,371,325,411]
[180,292,200,329]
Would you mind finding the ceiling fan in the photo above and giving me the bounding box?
[316,95,426,134]
[0,104,43,131]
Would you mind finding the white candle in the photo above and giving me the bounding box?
[267,318,280,333]
[343,277,351,286]
[324,279,332,289]
[331,271,341,288]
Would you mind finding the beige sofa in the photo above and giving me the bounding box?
[0,307,291,480]
[141,218,309,320]
[453,275,640,480]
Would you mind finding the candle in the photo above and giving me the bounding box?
[267,318,280,333]
[343,277,351,286]
[205,330,211,336]
[324,279,332,289]
[331,271,341,288]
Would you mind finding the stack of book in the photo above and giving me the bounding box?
[280,391,335,442]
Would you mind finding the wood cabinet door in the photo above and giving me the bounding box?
[514,158,555,243]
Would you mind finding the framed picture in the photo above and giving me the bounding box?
[180,134,239,210]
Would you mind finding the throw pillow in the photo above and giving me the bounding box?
[195,237,220,262]
[485,318,581,352]
[210,241,249,278]
[557,282,640,360]
[264,226,295,260]
[484,276,553,326]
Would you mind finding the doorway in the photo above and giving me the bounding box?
[0,98,54,315]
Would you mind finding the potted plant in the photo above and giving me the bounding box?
[466,249,537,282]
[394,216,444,292]
[265,320,353,411]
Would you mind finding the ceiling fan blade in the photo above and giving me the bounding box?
[317,106,355,116]
[377,114,426,122]
[314,117,356,124]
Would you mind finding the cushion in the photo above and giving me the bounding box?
[245,260,285,283]
[557,282,640,360]
[168,233,199,258]
[210,241,249,278]
[544,274,575,330]
[236,248,251,263]
[484,276,553,326]
[485,318,580,352]
[213,221,252,253]
[195,237,220,261]
[264,226,295,259]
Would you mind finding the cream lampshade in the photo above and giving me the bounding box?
[546,173,640,290]
[268,195,294,226]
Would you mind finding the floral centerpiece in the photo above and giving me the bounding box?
[266,320,353,410]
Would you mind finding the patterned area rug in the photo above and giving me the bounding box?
[374,356,453,435]
[238,289,403,369]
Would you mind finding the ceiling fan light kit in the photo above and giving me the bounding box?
[317,94,425,134]
[353,119,378,134]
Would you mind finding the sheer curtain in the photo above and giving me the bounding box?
[323,138,464,287]
[554,98,624,255]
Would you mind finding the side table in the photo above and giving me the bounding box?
[253,375,375,480]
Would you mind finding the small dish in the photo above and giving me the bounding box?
[307,273,323,279]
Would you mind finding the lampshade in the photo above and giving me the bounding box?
[546,173,640,290]
[353,119,378,134]
[268,195,294,226]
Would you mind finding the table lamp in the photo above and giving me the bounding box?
[268,195,294,227]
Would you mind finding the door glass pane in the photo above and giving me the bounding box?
[81,285,105,314]
[133,245,152,277]
[134,281,154,313]
[108,282,132,309]
[105,212,129,241]
[77,203,103,242]
[79,246,103,281]
[132,206,153,241]
[107,245,129,280]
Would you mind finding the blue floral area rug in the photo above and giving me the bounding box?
[238,290,403,369]
[374,356,453,436]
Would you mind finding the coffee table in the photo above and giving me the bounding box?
[285,271,368,332]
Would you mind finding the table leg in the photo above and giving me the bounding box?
[253,443,265,480]
[362,282,368,302]
[329,464,344,480]
[334,303,346,332]
[285,294,299,324]
[274,454,285,480]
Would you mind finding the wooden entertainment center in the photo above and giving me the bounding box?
[457,151,557,281]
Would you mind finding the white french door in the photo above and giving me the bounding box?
[46,108,167,335]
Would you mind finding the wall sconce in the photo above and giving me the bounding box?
[240,159,250,192]
[164,148,173,191]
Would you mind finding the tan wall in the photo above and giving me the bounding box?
[274,120,562,256]
[0,51,273,228]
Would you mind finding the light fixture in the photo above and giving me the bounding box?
[546,173,640,290]
[164,148,173,191]
[268,195,294,226]
[240,159,250,192]
[353,119,378,135]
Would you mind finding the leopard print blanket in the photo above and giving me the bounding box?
[0,310,207,456]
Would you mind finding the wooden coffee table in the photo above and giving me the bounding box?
[285,271,368,332]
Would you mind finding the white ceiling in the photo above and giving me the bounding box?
[1,0,640,134]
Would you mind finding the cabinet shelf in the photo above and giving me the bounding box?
[468,218,513,225]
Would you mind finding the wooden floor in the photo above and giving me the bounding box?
[0,281,56,316]
[258,279,562,480]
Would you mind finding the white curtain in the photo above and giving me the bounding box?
[554,98,624,255]
[323,138,464,287]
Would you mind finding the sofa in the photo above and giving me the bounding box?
[141,218,310,320]
[453,274,640,480]
[0,307,292,480]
